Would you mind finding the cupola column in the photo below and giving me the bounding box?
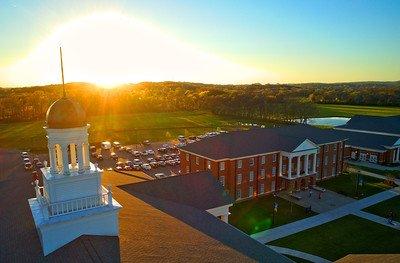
[70,143,77,169]
[77,143,85,173]
[48,144,57,174]
[61,144,70,175]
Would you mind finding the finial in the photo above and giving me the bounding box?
[59,47,66,97]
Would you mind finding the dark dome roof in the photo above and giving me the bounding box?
[46,97,86,129]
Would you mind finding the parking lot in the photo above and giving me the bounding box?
[92,141,181,179]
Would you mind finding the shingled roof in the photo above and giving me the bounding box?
[336,115,400,135]
[181,124,347,160]
[333,129,400,151]
[0,149,290,263]
[120,171,233,210]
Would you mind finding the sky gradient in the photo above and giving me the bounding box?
[0,0,399,86]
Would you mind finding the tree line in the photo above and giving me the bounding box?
[0,81,399,123]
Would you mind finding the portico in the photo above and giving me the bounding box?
[279,139,319,191]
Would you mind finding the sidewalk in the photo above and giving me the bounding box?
[251,188,399,243]
[268,245,332,263]
[352,210,400,230]
[347,167,400,185]
[347,160,400,171]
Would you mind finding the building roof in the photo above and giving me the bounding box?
[333,129,400,151]
[0,149,290,263]
[46,97,86,129]
[336,115,400,135]
[121,171,233,210]
[181,124,347,160]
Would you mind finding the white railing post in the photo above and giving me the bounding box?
[107,185,113,207]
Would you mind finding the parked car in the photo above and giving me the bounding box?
[158,161,166,167]
[101,141,111,150]
[125,147,132,152]
[178,135,185,141]
[110,152,118,160]
[147,157,155,163]
[150,161,158,168]
[147,149,155,155]
[119,146,126,151]
[175,159,180,165]
[97,154,103,160]
[116,161,124,167]
[125,160,133,167]
[91,152,97,157]
[133,164,141,171]
[154,173,165,179]
[115,165,123,171]
[141,151,149,156]
[132,150,140,157]
[24,162,33,170]
[21,151,29,158]
[142,140,151,146]
[36,161,44,168]
[133,159,142,165]
[90,146,96,152]
[112,141,121,148]
[141,163,151,171]
[23,157,30,163]
[124,165,132,171]
[157,147,167,153]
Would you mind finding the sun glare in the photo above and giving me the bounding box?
[0,12,277,87]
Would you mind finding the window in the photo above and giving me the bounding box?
[261,156,266,164]
[282,164,287,173]
[317,157,320,167]
[333,144,337,151]
[220,162,225,171]
[249,171,254,182]
[186,153,189,161]
[207,160,211,170]
[248,186,253,197]
[250,157,255,166]
[236,189,241,199]
[219,176,225,186]
[195,156,199,165]
[272,167,276,176]
[237,159,242,169]
[186,166,189,173]
[260,169,265,179]
[324,156,329,165]
[333,154,336,164]
[272,154,277,162]
[237,174,242,185]
[325,145,329,152]
[332,166,336,176]
[259,183,265,194]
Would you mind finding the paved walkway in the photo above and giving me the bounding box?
[352,210,400,230]
[251,188,399,243]
[347,160,400,171]
[268,245,331,263]
[348,167,400,185]
[278,189,355,213]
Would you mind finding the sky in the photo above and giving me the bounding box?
[0,0,399,87]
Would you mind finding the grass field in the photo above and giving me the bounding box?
[363,196,400,221]
[269,215,400,261]
[317,173,391,199]
[316,104,400,117]
[229,195,315,235]
[0,111,248,152]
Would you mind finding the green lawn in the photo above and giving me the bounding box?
[363,195,400,221]
[229,195,315,235]
[317,173,391,199]
[316,104,400,117]
[0,111,246,152]
[270,215,400,261]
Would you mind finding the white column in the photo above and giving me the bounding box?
[83,143,90,170]
[56,144,63,169]
[279,154,283,176]
[77,143,84,173]
[70,143,77,169]
[288,156,292,178]
[48,144,57,174]
[313,153,317,173]
[296,156,301,176]
[305,154,309,175]
[61,144,70,175]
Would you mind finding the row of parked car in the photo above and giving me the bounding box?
[114,153,181,171]
[21,152,44,170]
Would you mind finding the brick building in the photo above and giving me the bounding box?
[335,115,400,165]
[180,125,347,201]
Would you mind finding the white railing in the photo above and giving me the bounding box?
[46,192,109,217]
